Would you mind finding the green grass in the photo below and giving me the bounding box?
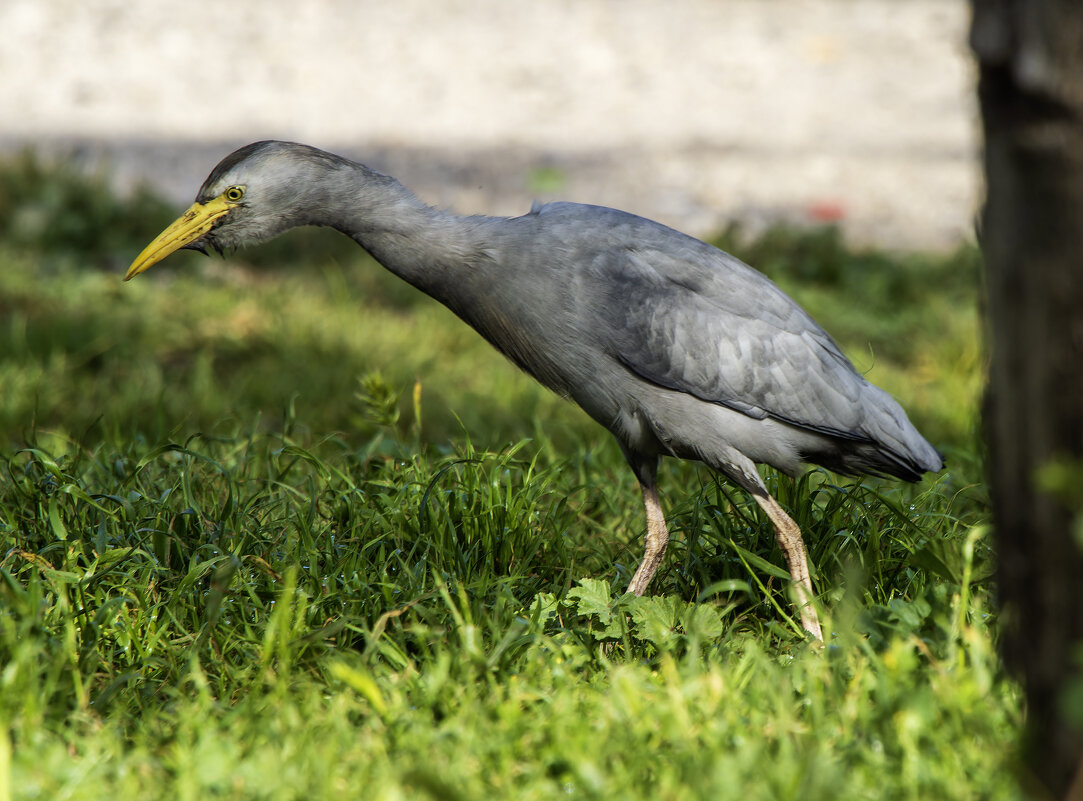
[0,153,1020,799]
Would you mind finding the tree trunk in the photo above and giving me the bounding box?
[971,2,1083,797]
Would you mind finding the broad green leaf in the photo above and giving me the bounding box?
[568,578,613,622]
[681,603,725,640]
[629,596,681,647]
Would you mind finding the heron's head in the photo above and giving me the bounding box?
[125,141,351,280]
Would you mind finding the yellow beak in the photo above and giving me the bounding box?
[124,195,234,281]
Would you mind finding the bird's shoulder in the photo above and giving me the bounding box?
[525,202,793,316]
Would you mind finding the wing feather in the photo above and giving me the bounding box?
[590,241,875,442]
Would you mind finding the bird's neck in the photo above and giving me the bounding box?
[322,164,492,298]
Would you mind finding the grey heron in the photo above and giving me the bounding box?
[126,141,944,639]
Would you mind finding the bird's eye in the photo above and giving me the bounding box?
[224,186,245,202]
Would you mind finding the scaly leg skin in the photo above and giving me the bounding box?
[627,481,669,596]
[751,490,823,641]
[624,475,822,642]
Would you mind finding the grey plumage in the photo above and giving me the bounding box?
[127,140,944,639]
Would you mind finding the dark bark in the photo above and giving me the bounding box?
[972,1,1083,797]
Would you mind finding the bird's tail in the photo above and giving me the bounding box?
[850,383,944,481]
[804,383,943,482]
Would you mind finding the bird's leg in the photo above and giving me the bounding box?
[750,490,823,641]
[627,480,669,596]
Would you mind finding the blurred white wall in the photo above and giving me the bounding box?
[0,0,978,249]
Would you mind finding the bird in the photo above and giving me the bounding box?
[126,140,944,640]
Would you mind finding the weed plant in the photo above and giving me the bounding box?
[0,154,1018,799]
